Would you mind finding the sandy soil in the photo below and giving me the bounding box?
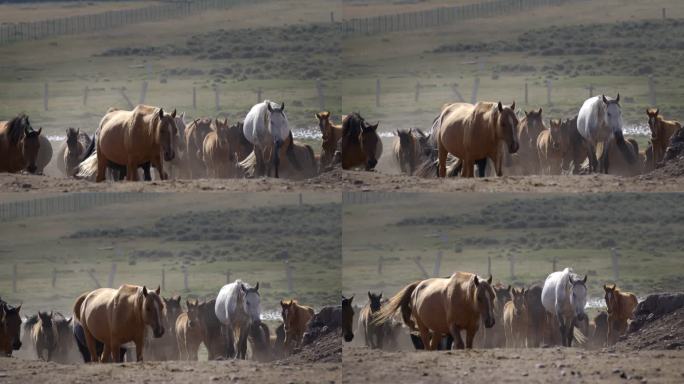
[342,346,684,384]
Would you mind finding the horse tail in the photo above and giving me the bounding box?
[573,326,587,345]
[238,150,257,178]
[72,292,88,323]
[75,153,98,180]
[372,280,420,329]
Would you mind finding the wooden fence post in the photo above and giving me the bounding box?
[43,82,49,111]
[139,81,148,104]
[415,81,421,102]
[611,248,620,281]
[107,263,117,288]
[161,268,165,291]
[316,79,325,110]
[524,82,528,105]
[12,264,17,293]
[413,256,429,279]
[587,84,594,98]
[298,193,303,206]
[377,256,383,275]
[551,256,557,272]
[375,78,381,107]
[662,8,666,20]
[83,86,89,106]
[470,77,480,104]
[214,86,220,110]
[508,254,516,280]
[330,11,335,23]
[192,87,197,110]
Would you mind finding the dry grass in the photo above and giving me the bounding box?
[0,1,160,24]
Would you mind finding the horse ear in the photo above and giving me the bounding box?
[538,107,542,115]
[379,292,383,299]
[507,285,512,293]
[610,284,616,290]
[142,286,149,297]
[349,295,354,303]
[175,295,181,303]
[280,102,285,111]
[603,284,608,291]
[267,103,273,113]
[171,109,177,118]
[602,95,608,104]
[615,93,620,103]
[37,127,42,135]
[224,118,228,126]
[497,102,503,112]
[159,108,165,118]
[315,113,321,120]
[582,275,587,284]
[155,285,161,295]
[655,108,659,115]
[368,291,372,300]
[473,275,480,286]
[280,300,285,307]
[487,275,492,284]
[510,101,515,111]
[254,282,259,292]
[15,304,20,313]
[76,128,80,135]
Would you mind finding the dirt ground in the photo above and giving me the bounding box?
[342,346,684,384]
[2,169,684,193]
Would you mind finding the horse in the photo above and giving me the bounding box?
[248,321,272,362]
[435,101,519,177]
[74,285,165,362]
[243,100,295,178]
[602,137,641,176]
[176,299,204,361]
[0,114,42,174]
[215,280,261,359]
[281,299,314,351]
[315,111,343,171]
[57,128,92,177]
[559,116,584,174]
[145,295,181,361]
[393,129,426,175]
[73,321,126,363]
[524,284,548,347]
[202,118,235,178]
[508,108,544,175]
[537,118,563,175]
[0,299,22,356]
[184,118,212,178]
[29,311,58,361]
[341,112,382,171]
[604,284,638,345]
[503,287,528,348]
[577,94,635,173]
[227,121,252,162]
[197,298,226,360]
[95,105,177,182]
[357,291,388,349]
[590,311,609,348]
[480,282,510,348]
[541,268,588,347]
[374,273,495,350]
[647,108,681,166]
[34,134,52,174]
[341,295,355,342]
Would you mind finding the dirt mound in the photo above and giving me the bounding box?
[615,293,684,351]
[282,305,342,363]
[641,127,684,178]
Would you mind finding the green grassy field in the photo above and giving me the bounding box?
[342,193,684,306]
[0,193,341,317]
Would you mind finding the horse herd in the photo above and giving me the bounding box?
[0,279,319,363]
[341,268,639,352]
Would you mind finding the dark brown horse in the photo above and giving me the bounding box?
[0,298,22,356]
[341,113,382,171]
[198,298,227,359]
[226,121,253,162]
[342,295,355,342]
[0,114,42,174]
[185,118,213,178]
[559,116,584,174]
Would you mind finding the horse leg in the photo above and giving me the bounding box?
[437,140,448,178]
[377,327,384,350]
[96,151,107,182]
[109,341,123,363]
[151,156,165,181]
[462,159,475,178]
[134,335,144,362]
[83,327,99,363]
[416,321,431,351]
[126,162,138,182]
[465,327,477,349]
[237,328,248,359]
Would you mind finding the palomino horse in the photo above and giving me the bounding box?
[215,280,261,359]
[74,285,165,362]
[503,287,528,348]
[57,128,92,177]
[315,111,343,171]
[280,299,314,351]
[541,268,588,347]
[509,108,545,175]
[647,108,681,166]
[341,295,355,342]
[0,114,41,174]
[435,102,519,177]
[577,94,634,172]
[96,105,177,182]
[0,298,22,356]
[341,113,382,171]
[374,273,495,350]
[243,100,294,178]
[203,118,235,178]
[185,118,212,178]
[198,298,226,360]
[146,295,182,361]
[28,312,58,361]
[537,119,563,175]
[604,284,638,345]
[393,129,426,175]
[358,291,387,349]
[176,299,204,361]
[227,122,252,162]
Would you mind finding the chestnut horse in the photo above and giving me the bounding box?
[96,105,177,182]
[341,113,382,171]
[503,287,528,348]
[341,295,355,342]
[280,299,314,351]
[0,298,22,356]
[57,128,92,177]
[176,299,204,361]
[374,273,496,350]
[537,119,563,175]
[203,118,234,178]
[435,102,519,177]
[604,284,638,345]
[510,108,545,175]
[0,114,42,174]
[74,285,165,362]
[185,118,213,178]
[646,108,681,166]
[315,111,343,170]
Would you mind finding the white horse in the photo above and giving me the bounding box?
[214,280,261,359]
[242,100,293,178]
[577,94,634,172]
[541,268,588,347]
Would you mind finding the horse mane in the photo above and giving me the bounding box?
[343,113,364,144]
[6,114,29,144]
[23,314,39,331]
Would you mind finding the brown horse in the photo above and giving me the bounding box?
[601,137,641,176]
[176,299,204,361]
[436,102,519,177]
[559,116,585,174]
[0,299,22,356]
[74,285,165,362]
[202,118,235,178]
[503,287,528,348]
[29,311,58,361]
[57,128,92,177]
[342,295,355,342]
[277,131,317,179]
[524,284,549,347]
[537,119,563,175]
[281,299,314,351]
[146,295,181,361]
[647,108,681,166]
[198,299,226,359]
[0,114,42,174]
[509,108,545,175]
[248,321,272,362]
[341,113,382,171]
[96,106,177,182]
[226,121,252,162]
[185,118,213,178]
[604,284,638,345]
[315,111,343,171]
[590,311,609,348]
[480,282,510,348]
[393,129,425,175]
[357,291,388,349]
[375,273,495,350]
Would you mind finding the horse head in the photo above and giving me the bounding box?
[65,127,80,151]
[240,282,261,323]
[267,102,288,177]
[141,285,165,338]
[361,121,380,170]
[523,108,544,146]
[396,129,415,173]
[162,295,182,330]
[186,299,200,328]
[496,101,519,154]
[157,108,177,162]
[38,311,56,349]
[549,119,563,151]
[368,291,383,313]
[646,108,661,141]
[214,118,231,146]
[20,125,41,174]
[510,287,526,311]
[473,275,496,328]
[568,274,588,321]
[315,111,331,138]
[493,284,511,315]
[603,284,618,315]
[1,303,22,354]
[602,94,624,143]
[341,295,355,342]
